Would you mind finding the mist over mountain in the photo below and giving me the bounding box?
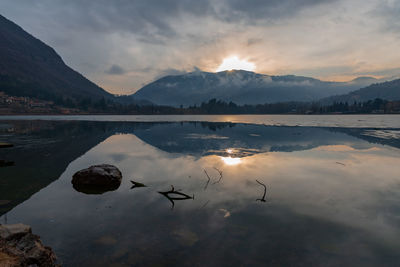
[0,14,113,104]
[322,79,400,104]
[132,70,379,106]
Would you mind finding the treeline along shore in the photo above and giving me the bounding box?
[1,92,400,115]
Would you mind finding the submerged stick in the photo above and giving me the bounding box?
[200,200,210,209]
[256,179,267,202]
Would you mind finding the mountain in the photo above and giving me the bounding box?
[0,14,113,104]
[349,76,379,84]
[132,70,379,106]
[322,79,400,104]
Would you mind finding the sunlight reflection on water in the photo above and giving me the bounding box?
[220,156,242,165]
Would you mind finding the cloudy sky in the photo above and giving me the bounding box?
[1,0,400,94]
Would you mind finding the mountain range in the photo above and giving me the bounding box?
[322,78,400,104]
[132,70,384,106]
[0,13,399,110]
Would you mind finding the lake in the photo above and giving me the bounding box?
[1,115,400,266]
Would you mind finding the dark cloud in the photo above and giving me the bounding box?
[19,0,216,42]
[0,0,337,42]
[68,0,336,34]
[373,1,400,35]
[105,64,126,75]
[216,0,338,23]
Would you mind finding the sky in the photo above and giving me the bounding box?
[1,0,400,94]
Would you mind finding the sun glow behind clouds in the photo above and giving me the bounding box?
[216,56,256,72]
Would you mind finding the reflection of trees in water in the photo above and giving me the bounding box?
[0,159,14,168]
[0,143,14,168]
[199,122,236,131]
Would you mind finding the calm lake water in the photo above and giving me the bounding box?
[1,115,400,266]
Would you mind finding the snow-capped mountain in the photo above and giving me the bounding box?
[132,70,379,106]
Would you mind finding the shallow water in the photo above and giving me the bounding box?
[1,114,400,128]
[1,118,400,266]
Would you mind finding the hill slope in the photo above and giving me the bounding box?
[322,79,400,104]
[132,70,378,106]
[0,14,113,104]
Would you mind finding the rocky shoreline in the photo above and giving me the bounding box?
[0,224,58,267]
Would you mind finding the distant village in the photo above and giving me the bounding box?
[0,92,80,114]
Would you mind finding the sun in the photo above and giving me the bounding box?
[216,56,256,72]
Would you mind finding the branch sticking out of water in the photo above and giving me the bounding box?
[203,169,211,190]
[212,167,223,184]
[158,185,194,209]
[130,180,147,189]
[256,179,267,202]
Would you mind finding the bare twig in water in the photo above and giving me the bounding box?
[204,169,211,190]
[130,180,147,189]
[336,162,346,166]
[256,179,267,202]
[212,167,223,184]
[158,185,194,209]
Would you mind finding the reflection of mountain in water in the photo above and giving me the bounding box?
[330,128,400,149]
[0,121,114,215]
[1,120,399,216]
[132,122,377,157]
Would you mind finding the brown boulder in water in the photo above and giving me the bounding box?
[72,164,122,194]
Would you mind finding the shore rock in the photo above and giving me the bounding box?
[0,224,58,267]
[72,164,122,194]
